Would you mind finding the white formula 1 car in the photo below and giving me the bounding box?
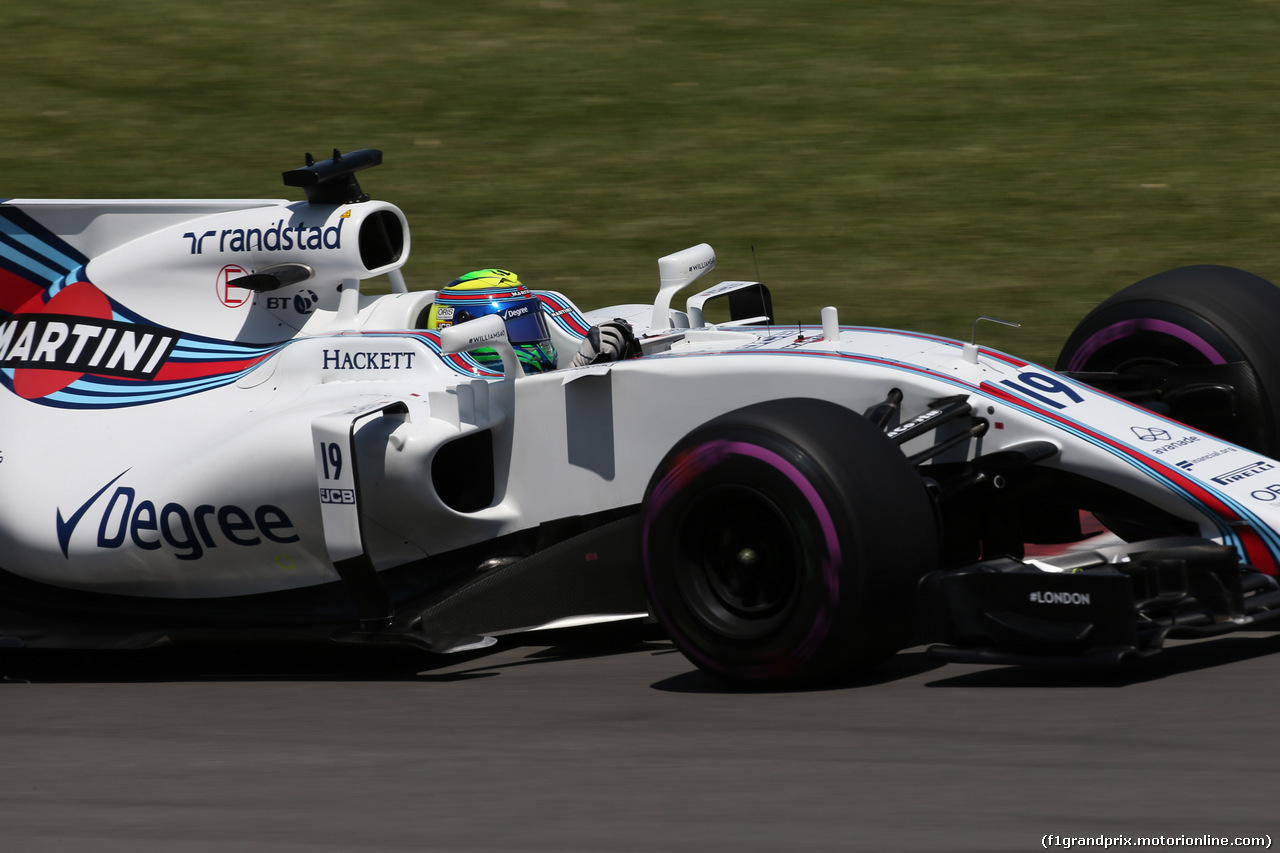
[4,149,1280,686]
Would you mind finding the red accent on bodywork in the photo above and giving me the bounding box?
[0,269,44,314]
[154,356,270,381]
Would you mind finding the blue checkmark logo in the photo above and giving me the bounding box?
[56,469,130,558]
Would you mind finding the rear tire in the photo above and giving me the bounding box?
[640,398,938,687]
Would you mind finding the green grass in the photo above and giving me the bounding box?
[4,0,1280,363]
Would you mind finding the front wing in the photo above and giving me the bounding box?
[920,536,1280,665]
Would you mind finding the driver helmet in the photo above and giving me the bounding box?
[425,269,557,374]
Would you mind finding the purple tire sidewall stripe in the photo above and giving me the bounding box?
[1066,318,1228,371]
[642,438,843,678]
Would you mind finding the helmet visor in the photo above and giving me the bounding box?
[496,298,551,344]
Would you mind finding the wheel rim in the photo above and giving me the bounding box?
[674,484,803,640]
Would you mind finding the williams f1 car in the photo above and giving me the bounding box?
[5,149,1280,686]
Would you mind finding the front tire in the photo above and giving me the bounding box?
[1057,265,1280,455]
[641,399,938,687]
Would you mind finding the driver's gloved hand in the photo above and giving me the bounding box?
[570,319,641,367]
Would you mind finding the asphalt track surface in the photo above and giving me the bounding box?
[3,627,1278,853]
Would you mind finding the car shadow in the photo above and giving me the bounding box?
[0,643,439,684]
[0,624,670,684]
[922,632,1280,688]
[8,631,1278,688]
[649,650,952,694]
[648,633,1280,693]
